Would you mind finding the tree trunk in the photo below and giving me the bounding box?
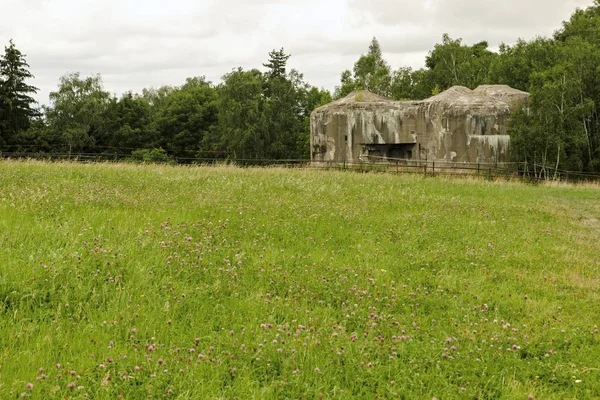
[553,143,561,181]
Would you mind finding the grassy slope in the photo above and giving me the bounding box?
[0,161,599,399]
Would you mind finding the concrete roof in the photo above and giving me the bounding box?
[315,85,529,113]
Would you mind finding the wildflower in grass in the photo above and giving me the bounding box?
[134,366,141,371]
[445,337,452,344]
[70,370,76,376]
[26,383,33,391]
[158,358,165,365]
[293,369,300,375]
[68,382,76,390]
[314,367,321,373]
[56,364,61,369]
[99,364,105,369]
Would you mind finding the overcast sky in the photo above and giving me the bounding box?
[0,0,594,104]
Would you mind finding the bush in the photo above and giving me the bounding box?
[130,148,173,164]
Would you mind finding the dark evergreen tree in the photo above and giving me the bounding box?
[0,40,38,147]
[263,48,291,79]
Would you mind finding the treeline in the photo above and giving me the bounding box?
[0,46,331,162]
[1,1,600,170]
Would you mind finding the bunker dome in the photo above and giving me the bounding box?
[310,85,529,164]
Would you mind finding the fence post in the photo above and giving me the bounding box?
[477,163,480,176]
[424,162,427,176]
[432,161,435,176]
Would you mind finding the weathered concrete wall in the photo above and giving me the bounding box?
[310,85,529,164]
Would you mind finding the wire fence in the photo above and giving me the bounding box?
[1,148,600,184]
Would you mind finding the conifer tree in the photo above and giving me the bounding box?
[0,40,38,146]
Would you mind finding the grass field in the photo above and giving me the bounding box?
[0,161,599,399]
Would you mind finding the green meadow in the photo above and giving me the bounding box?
[0,160,599,399]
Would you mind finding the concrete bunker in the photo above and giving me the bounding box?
[310,85,529,164]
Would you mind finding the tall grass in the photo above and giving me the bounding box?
[0,160,599,399]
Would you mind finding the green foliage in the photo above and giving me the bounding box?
[153,77,218,158]
[45,73,111,152]
[339,35,494,100]
[425,34,497,90]
[507,5,600,172]
[218,50,330,160]
[334,38,392,98]
[1,161,600,398]
[390,67,435,100]
[262,67,306,159]
[263,48,291,80]
[130,148,172,163]
[103,92,155,152]
[217,68,266,159]
[488,38,557,91]
[0,40,38,147]
[298,87,332,159]
[334,69,356,99]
